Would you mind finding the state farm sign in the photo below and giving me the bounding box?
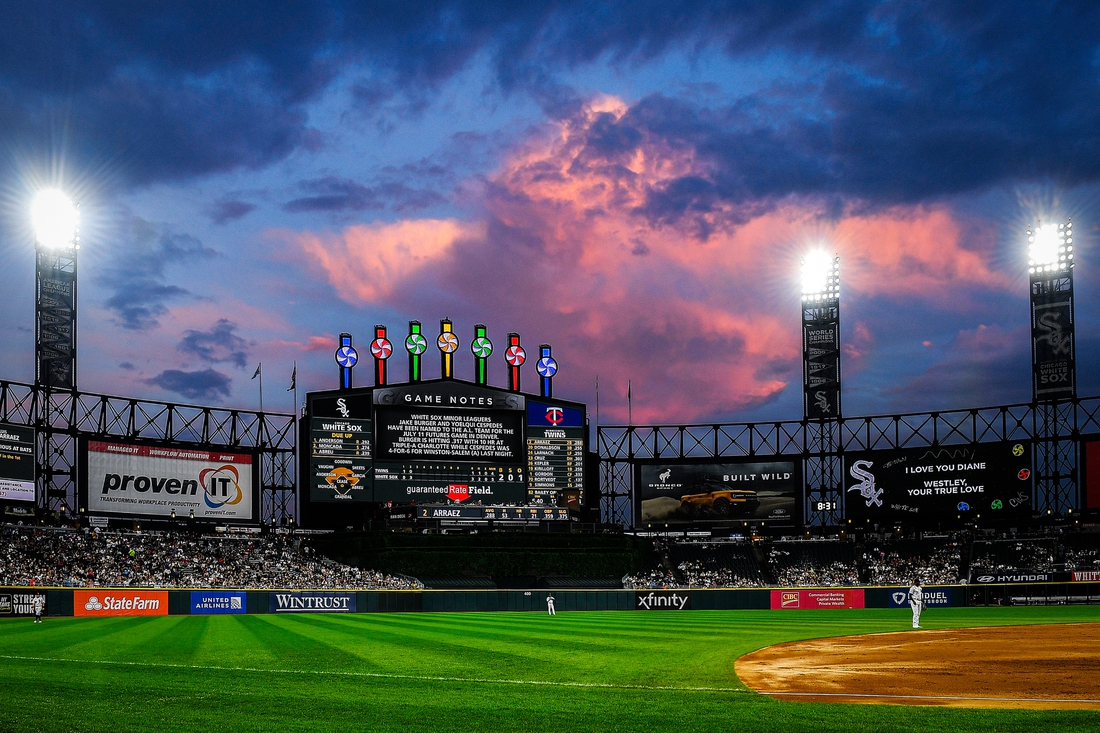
[74,590,168,617]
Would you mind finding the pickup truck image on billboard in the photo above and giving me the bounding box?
[635,460,800,526]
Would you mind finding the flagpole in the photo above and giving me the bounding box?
[628,379,632,426]
[290,361,297,528]
[258,363,264,415]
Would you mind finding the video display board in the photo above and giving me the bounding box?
[0,423,35,503]
[306,381,586,506]
[843,441,1032,523]
[81,439,258,522]
[634,459,801,526]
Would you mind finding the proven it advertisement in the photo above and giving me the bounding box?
[83,440,256,521]
[74,590,168,617]
[844,441,1032,522]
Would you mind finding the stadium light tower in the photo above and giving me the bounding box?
[1028,220,1075,400]
[801,250,842,529]
[33,189,79,389]
[801,251,841,419]
[1028,219,1076,518]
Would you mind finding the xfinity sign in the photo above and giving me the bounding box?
[635,592,691,610]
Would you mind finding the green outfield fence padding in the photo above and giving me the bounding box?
[168,591,190,615]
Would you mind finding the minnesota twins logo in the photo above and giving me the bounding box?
[545,407,564,425]
[847,460,883,507]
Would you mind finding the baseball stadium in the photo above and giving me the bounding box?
[5,6,1100,732]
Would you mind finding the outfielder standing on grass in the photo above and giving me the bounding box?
[32,594,44,624]
[908,580,924,629]
[546,593,556,616]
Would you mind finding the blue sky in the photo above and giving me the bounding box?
[0,1,1098,424]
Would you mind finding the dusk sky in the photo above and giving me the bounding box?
[1,2,1098,425]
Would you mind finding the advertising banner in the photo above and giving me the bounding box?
[971,572,1053,584]
[844,441,1032,523]
[0,592,46,617]
[887,588,951,608]
[190,591,246,614]
[634,591,691,610]
[770,589,865,609]
[83,440,256,521]
[634,459,800,526]
[74,590,168,617]
[1073,571,1100,582]
[0,423,35,502]
[269,592,356,613]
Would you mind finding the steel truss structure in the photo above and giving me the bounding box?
[0,380,296,525]
[598,396,1100,527]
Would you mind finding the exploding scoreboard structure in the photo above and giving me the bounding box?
[304,379,586,520]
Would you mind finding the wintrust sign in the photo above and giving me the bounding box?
[83,440,255,521]
[74,590,167,617]
[269,592,356,613]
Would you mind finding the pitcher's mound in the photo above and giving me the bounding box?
[736,623,1100,709]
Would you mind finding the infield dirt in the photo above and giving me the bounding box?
[736,622,1100,709]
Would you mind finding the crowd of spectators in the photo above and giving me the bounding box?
[0,525,421,589]
[970,539,1058,575]
[623,568,680,589]
[1063,547,1100,571]
[675,559,764,588]
[863,545,962,585]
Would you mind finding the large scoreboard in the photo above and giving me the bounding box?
[306,380,586,507]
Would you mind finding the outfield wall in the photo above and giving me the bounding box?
[7,583,1100,616]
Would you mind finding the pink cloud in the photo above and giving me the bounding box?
[285,97,1017,423]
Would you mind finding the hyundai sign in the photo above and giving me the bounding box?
[81,439,257,522]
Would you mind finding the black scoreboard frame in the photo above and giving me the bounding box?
[302,378,588,522]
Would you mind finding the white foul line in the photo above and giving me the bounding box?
[0,654,745,694]
[766,691,1100,705]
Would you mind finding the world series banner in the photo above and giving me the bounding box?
[844,441,1032,522]
[803,315,840,419]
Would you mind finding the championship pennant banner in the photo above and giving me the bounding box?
[844,441,1032,522]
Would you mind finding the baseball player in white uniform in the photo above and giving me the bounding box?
[908,581,923,629]
[33,595,44,624]
[546,594,556,616]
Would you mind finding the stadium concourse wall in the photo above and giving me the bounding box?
[10,583,1100,616]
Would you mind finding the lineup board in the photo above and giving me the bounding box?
[309,417,372,502]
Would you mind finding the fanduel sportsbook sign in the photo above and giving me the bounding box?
[84,440,255,521]
[269,592,356,613]
[888,588,951,608]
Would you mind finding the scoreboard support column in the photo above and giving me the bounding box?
[471,324,493,385]
[537,344,557,398]
[370,325,392,386]
[405,320,426,382]
[438,319,458,379]
[505,333,526,392]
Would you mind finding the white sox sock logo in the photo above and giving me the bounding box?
[848,460,883,507]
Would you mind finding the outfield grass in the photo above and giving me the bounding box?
[1,606,1099,732]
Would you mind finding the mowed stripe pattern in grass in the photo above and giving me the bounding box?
[0,608,1099,732]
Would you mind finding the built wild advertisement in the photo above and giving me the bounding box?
[844,441,1032,522]
[635,459,800,526]
[81,439,257,521]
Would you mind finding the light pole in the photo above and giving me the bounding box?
[801,250,841,527]
[1028,219,1076,516]
[32,189,79,517]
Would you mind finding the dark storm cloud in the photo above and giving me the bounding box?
[144,368,232,402]
[3,2,1099,199]
[178,319,250,368]
[208,199,257,225]
[100,216,219,330]
[283,176,445,213]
